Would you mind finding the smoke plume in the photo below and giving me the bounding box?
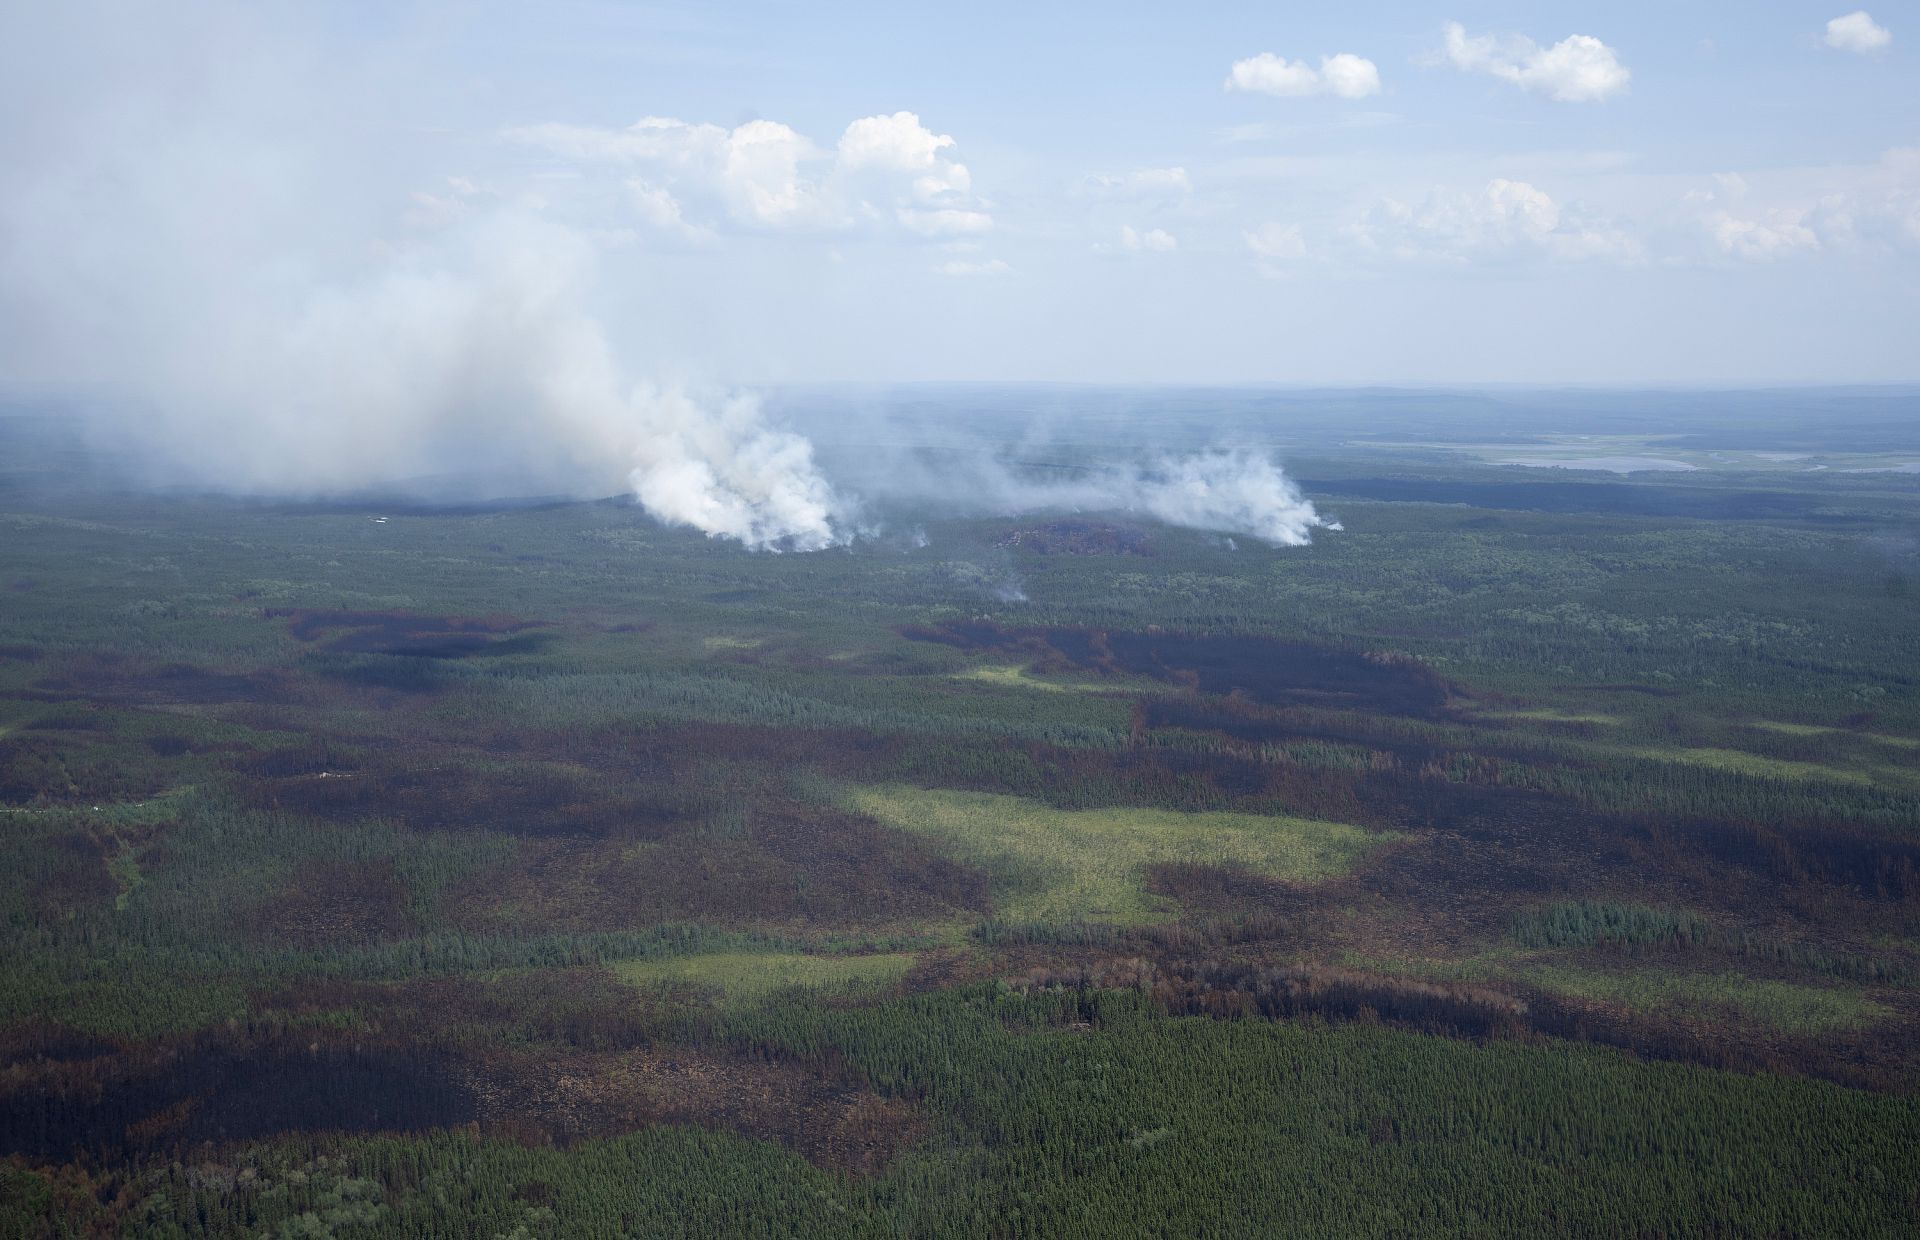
[0,3,851,551]
[0,3,1329,553]
[1069,451,1335,547]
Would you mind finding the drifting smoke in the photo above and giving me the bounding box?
[0,4,1330,554]
[0,4,849,551]
[628,388,844,551]
[1091,451,1336,547]
[808,434,1335,548]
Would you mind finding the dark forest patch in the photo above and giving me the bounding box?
[0,1041,477,1162]
[0,1022,118,1068]
[269,609,551,659]
[905,622,1451,717]
[0,643,42,661]
[0,734,168,806]
[239,972,926,1174]
[30,657,298,707]
[246,760,689,839]
[450,807,990,934]
[0,736,74,803]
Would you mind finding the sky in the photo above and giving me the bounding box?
[2,1,1917,392]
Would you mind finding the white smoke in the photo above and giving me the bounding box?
[0,4,1329,555]
[0,2,850,551]
[807,430,1336,548]
[627,386,844,551]
[1095,450,1336,547]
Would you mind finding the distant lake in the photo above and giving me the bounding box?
[1496,456,1699,474]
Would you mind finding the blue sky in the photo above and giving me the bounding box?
[4,2,1918,387]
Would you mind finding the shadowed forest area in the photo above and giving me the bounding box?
[2,400,1919,1237]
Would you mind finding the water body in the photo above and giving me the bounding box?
[1496,456,1700,474]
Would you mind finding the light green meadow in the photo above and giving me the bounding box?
[848,785,1385,925]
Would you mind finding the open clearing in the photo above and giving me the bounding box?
[848,785,1385,925]
[1524,965,1892,1036]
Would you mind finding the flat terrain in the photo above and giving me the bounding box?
[3,391,1919,1236]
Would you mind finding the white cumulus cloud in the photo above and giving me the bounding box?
[1226,52,1381,99]
[1119,225,1178,252]
[624,179,714,243]
[1707,211,1821,260]
[837,110,955,170]
[1439,23,1630,102]
[1824,11,1892,54]
[1245,222,1306,261]
[507,110,989,237]
[1682,150,1920,261]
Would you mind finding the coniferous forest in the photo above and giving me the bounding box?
[3,392,1919,1237]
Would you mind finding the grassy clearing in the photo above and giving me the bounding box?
[1525,965,1892,1036]
[609,950,916,1009]
[1748,720,1835,738]
[953,665,1058,692]
[951,664,1086,693]
[1476,707,1622,725]
[1342,949,1892,1037]
[848,785,1384,925]
[1749,719,1920,750]
[1626,745,1874,786]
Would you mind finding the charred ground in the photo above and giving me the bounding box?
[2,433,1919,1236]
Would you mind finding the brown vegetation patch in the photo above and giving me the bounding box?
[29,831,119,918]
[246,759,687,840]
[1010,958,1530,1039]
[247,971,924,1174]
[1006,957,1917,1090]
[30,655,298,708]
[242,859,417,947]
[450,809,989,935]
[270,608,550,658]
[0,736,76,804]
[485,1044,925,1174]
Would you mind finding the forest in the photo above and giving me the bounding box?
[1,399,1918,1237]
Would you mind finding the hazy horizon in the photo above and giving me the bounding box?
[3,3,1916,543]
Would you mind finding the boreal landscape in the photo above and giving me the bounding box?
[2,387,1918,1237]
[7,2,1920,1235]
